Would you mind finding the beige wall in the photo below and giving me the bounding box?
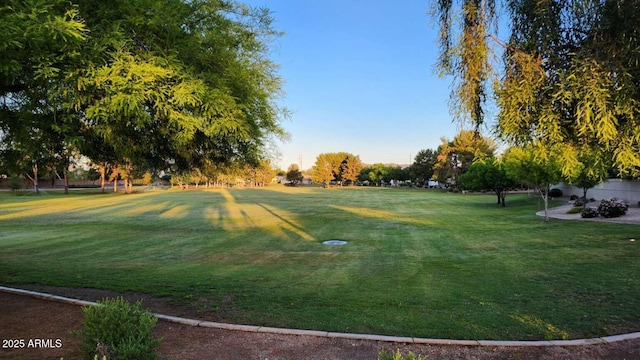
[556,179,640,205]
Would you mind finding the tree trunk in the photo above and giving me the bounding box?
[25,164,39,193]
[112,165,118,193]
[64,167,69,195]
[100,166,106,193]
[123,163,133,193]
[542,185,550,222]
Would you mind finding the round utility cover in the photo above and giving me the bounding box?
[322,240,348,246]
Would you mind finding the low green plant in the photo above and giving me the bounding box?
[566,206,583,214]
[8,176,22,191]
[379,349,428,360]
[76,297,161,360]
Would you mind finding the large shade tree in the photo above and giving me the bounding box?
[433,129,496,188]
[503,145,564,221]
[311,152,361,186]
[458,157,517,206]
[311,155,332,186]
[1,0,286,192]
[286,163,303,185]
[0,0,86,193]
[250,160,276,187]
[434,0,640,178]
[339,154,363,185]
[75,0,286,186]
[358,163,389,186]
[410,149,437,186]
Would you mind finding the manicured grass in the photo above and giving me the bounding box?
[1,186,639,340]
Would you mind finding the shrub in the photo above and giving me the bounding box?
[566,206,583,214]
[8,176,22,191]
[379,349,428,360]
[548,188,563,198]
[76,297,161,360]
[570,194,579,200]
[573,197,588,207]
[581,207,599,218]
[597,198,629,218]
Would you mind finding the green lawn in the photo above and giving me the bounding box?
[1,186,639,340]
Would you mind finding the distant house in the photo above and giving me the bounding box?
[271,175,285,184]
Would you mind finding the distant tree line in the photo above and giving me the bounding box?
[302,125,624,221]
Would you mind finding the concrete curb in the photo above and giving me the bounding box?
[3,286,640,347]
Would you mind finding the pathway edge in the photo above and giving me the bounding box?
[3,286,639,347]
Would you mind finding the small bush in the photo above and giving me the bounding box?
[570,194,579,200]
[76,297,161,360]
[566,206,583,214]
[379,349,428,360]
[597,198,629,218]
[548,188,563,198]
[573,197,588,207]
[8,176,22,191]
[581,207,599,218]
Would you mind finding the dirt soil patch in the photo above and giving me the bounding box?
[2,286,640,359]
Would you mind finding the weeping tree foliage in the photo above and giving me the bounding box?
[435,0,497,128]
[434,0,640,178]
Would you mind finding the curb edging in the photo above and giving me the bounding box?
[2,286,639,347]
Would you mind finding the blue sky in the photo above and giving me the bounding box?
[246,0,461,170]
